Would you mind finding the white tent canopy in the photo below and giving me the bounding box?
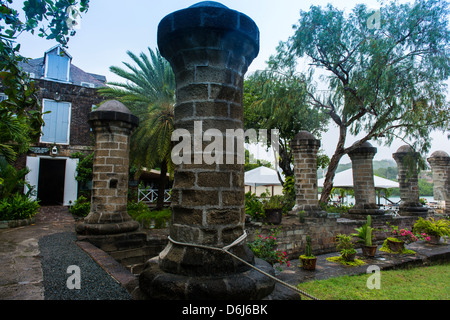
[244,166,284,186]
[318,168,399,189]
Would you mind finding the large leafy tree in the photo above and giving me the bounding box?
[274,0,450,203]
[98,48,175,209]
[244,68,329,181]
[0,0,89,162]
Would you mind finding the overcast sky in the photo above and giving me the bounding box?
[10,0,450,163]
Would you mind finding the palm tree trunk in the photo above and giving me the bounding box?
[156,161,167,210]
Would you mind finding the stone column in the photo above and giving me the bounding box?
[348,142,384,215]
[76,100,143,247]
[291,131,326,217]
[427,150,450,215]
[393,145,428,216]
[139,2,275,300]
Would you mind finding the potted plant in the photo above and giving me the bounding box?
[413,217,450,244]
[336,234,357,261]
[247,228,291,271]
[262,195,284,225]
[299,235,317,271]
[352,215,377,257]
[384,223,419,252]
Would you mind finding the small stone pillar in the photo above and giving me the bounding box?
[76,100,144,247]
[427,150,450,215]
[393,145,428,216]
[348,142,384,215]
[291,131,326,217]
[139,1,275,300]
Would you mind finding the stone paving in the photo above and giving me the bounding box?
[0,206,449,300]
[0,206,74,300]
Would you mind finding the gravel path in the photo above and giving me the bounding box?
[39,232,132,300]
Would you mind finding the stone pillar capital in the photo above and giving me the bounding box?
[427,150,450,167]
[157,1,259,74]
[88,100,139,130]
[348,141,377,160]
[291,131,321,152]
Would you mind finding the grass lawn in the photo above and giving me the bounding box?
[297,263,450,300]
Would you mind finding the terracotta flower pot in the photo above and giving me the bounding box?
[362,245,377,257]
[387,238,405,253]
[299,256,317,271]
[265,209,282,225]
[342,252,356,261]
[428,235,441,245]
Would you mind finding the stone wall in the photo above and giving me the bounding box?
[36,79,104,147]
[246,214,420,259]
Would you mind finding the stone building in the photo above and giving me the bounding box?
[4,45,106,206]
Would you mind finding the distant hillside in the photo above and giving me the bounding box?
[318,159,434,197]
[318,159,397,178]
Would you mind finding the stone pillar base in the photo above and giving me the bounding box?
[76,220,140,236]
[292,206,327,218]
[398,206,428,217]
[348,208,385,215]
[348,203,384,216]
[76,230,147,253]
[139,257,275,300]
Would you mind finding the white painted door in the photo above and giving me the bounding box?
[64,157,79,205]
[24,156,40,200]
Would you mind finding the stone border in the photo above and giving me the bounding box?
[76,240,145,299]
[0,217,36,229]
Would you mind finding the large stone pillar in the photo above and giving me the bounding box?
[393,145,428,216]
[139,1,275,300]
[427,150,450,215]
[76,100,144,248]
[291,131,326,217]
[348,142,384,215]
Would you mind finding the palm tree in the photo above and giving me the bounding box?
[98,48,175,209]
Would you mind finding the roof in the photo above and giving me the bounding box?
[318,169,399,189]
[244,166,284,186]
[19,48,106,88]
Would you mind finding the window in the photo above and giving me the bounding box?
[45,54,70,81]
[41,100,71,144]
[81,82,95,88]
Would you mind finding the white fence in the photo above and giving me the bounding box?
[138,188,171,204]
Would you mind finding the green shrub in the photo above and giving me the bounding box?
[281,176,296,214]
[0,193,39,220]
[128,201,171,229]
[0,158,32,199]
[245,191,265,220]
[69,196,90,217]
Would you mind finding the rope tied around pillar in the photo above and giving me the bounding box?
[167,231,320,300]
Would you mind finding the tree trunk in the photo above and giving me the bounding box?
[277,142,293,184]
[319,124,347,204]
[319,151,344,204]
[156,161,167,210]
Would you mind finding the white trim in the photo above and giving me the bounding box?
[64,157,79,206]
[44,55,49,78]
[27,155,79,206]
[24,156,40,201]
[66,59,71,82]
[40,98,72,145]
[80,82,95,88]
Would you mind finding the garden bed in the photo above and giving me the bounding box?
[0,217,36,229]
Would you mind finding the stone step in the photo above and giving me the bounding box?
[109,246,155,266]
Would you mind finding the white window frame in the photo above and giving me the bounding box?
[40,98,72,145]
[81,82,95,88]
[44,46,71,82]
[0,93,7,102]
